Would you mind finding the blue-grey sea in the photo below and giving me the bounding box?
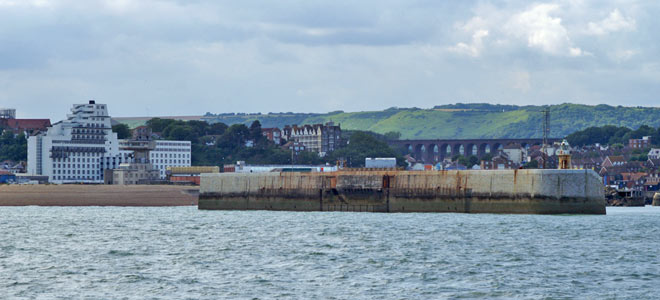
[1,206,659,299]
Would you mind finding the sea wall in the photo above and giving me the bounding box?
[199,170,606,214]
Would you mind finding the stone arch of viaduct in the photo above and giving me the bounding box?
[388,138,560,163]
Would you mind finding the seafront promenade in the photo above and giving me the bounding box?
[0,185,198,206]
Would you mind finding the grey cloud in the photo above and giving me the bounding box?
[0,0,659,120]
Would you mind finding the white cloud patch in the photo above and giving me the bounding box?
[449,17,490,57]
[610,49,638,63]
[449,29,489,57]
[505,4,583,56]
[587,9,635,35]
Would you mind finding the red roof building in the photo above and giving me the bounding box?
[261,128,282,145]
[0,118,51,135]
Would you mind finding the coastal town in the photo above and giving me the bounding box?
[4,1,660,298]
[1,101,660,206]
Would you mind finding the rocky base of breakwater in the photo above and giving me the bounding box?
[606,198,646,207]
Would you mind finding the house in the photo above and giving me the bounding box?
[502,143,524,164]
[1,160,13,170]
[1,161,25,174]
[261,128,282,145]
[599,162,645,185]
[9,162,25,173]
[602,156,626,168]
[526,149,558,169]
[648,148,660,160]
[570,157,602,170]
[281,122,341,156]
[645,158,660,169]
[481,153,518,170]
[615,172,647,190]
[644,173,660,191]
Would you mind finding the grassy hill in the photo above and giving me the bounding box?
[117,103,660,139]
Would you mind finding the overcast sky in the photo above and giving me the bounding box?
[1,0,658,120]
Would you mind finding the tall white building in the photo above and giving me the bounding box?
[28,101,193,183]
[150,140,192,178]
[28,101,124,183]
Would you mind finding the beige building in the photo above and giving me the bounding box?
[281,122,341,156]
[107,139,160,185]
[109,163,160,185]
[502,143,525,165]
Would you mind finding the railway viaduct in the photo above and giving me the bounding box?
[388,138,561,163]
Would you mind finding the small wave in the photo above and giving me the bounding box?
[107,250,135,256]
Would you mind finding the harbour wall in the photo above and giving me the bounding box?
[199,169,606,214]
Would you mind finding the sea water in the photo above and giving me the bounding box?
[1,206,659,299]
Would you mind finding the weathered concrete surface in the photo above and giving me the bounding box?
[0,185,198,206]
[199,170,605,214]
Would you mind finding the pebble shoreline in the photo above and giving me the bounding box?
[0,185,198,206]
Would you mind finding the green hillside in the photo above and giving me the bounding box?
[123,103,660,139]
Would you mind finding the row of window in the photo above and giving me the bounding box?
[153,159,190,165]
[55,151,103,158]
[150,153,190,158]
[72,135,105,141]
[53,169,99,175]
[154,148,190,152]
[73,128,105,133]
[53,175,101,181]
[157,142,191,146]
[54,157,99,163]
[53,163,96,169]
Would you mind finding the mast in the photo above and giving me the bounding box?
[542,106,550,169]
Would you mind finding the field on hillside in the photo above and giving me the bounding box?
[114,104,660,139]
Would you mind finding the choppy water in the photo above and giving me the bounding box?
[1,206,659,299]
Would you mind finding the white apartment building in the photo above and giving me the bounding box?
[28,101,193,183]
[28,101,123,183]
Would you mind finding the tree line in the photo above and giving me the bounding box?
[0,130,27,162]
[143,118,405,168]
[565,125,660,147]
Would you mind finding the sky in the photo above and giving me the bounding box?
[0,0,658,120]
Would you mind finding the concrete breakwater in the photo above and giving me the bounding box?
[0,185,198,206]
[199,169,606,214]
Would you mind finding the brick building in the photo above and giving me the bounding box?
[261,128,282,145]
[629,136,651,149]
